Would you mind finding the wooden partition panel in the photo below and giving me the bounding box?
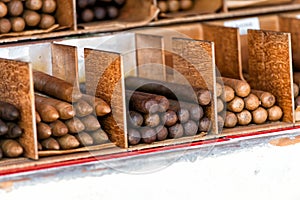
[202,24,243,80]
[84,49,126,148]
[135,34,166,81]
[0,58,37,159]
[172,38,218,134]
[51,43,79,86]
[279,16,300,71]
[248,29,294,123]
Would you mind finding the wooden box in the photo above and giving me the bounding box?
[153,18,295,135]
[200,17,295,135]
[0,0,75,41]
[0,41,117,159]
[81,32,218,149]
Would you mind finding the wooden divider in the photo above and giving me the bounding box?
[135,34,166,81]
[171,38,218,134]
[84,48,126,148]
[51,43,79,86]
[279,14,300,71]
[0,58,37,160]
[248,29,294,123]
[202,24,244,80]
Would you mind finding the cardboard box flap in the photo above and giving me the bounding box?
[227,0,293,9]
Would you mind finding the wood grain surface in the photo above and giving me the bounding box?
[248,29,294,123]
[84,48,127,148]
[202,23,244,80]
[51,43,79,87]
[55,0,75,29]
[279,15,300,71]
[135,34,165,81]
[0,58,37,159]
[171,38,218,134]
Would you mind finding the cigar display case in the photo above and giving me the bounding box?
[0,0,300,43]
[1,1,300,177]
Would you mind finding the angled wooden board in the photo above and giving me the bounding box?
[55,0,76,30]
[248,29,294,123]
[279,16,300,71]
[51,43,79,86]
[135,33,166,81]
[171,38,218,134]
[84,48,127,148]
[202,23,244,80]
[0,58,37,160]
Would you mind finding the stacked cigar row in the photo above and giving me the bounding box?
[0,101,24,160]
[157,0,194,13]
[33,70,111,151]
[293,72,300,121]
[0,0,57,34]
[125,77,212,146]
[221,77,283,128]
[76,0,126,23]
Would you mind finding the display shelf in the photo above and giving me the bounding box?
[0,3,300,44]
[0,125,299,178]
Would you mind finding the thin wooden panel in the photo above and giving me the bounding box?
[202,23,243,80]
[279,16,300,71]
[84,49,127,148]
[172,38,218,134]
[135,34,165,81]
[55,0,76,30]
[226,0,293,9]
[51,43,79,87]
[248,29,294,123]
[0,58,37,160]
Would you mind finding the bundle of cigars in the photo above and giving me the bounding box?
[76,0,126,23]
[125,76,212,146]
[157,0,194,14]
[0,0,58,34]
[221,77,283,128]
[0,101,24,160]
[33,70,111,151]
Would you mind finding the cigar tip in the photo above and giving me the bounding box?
[10,110,20,120]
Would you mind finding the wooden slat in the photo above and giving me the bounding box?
[279,15,300,71]
[135,33,165,81]
[201,23,244,80]
[248,29,294,123]
[84,48,127,148]
[0,58,37,160]
[221,122,292,136]
[171,38,219,134]
[55,0,76,30]
[51,43,79,87]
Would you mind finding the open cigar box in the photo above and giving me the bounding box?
[3,12,300,174]
[0,0,75,43]
[0,30,221,174]
[61,31,219,150]
[152,14,297,136]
